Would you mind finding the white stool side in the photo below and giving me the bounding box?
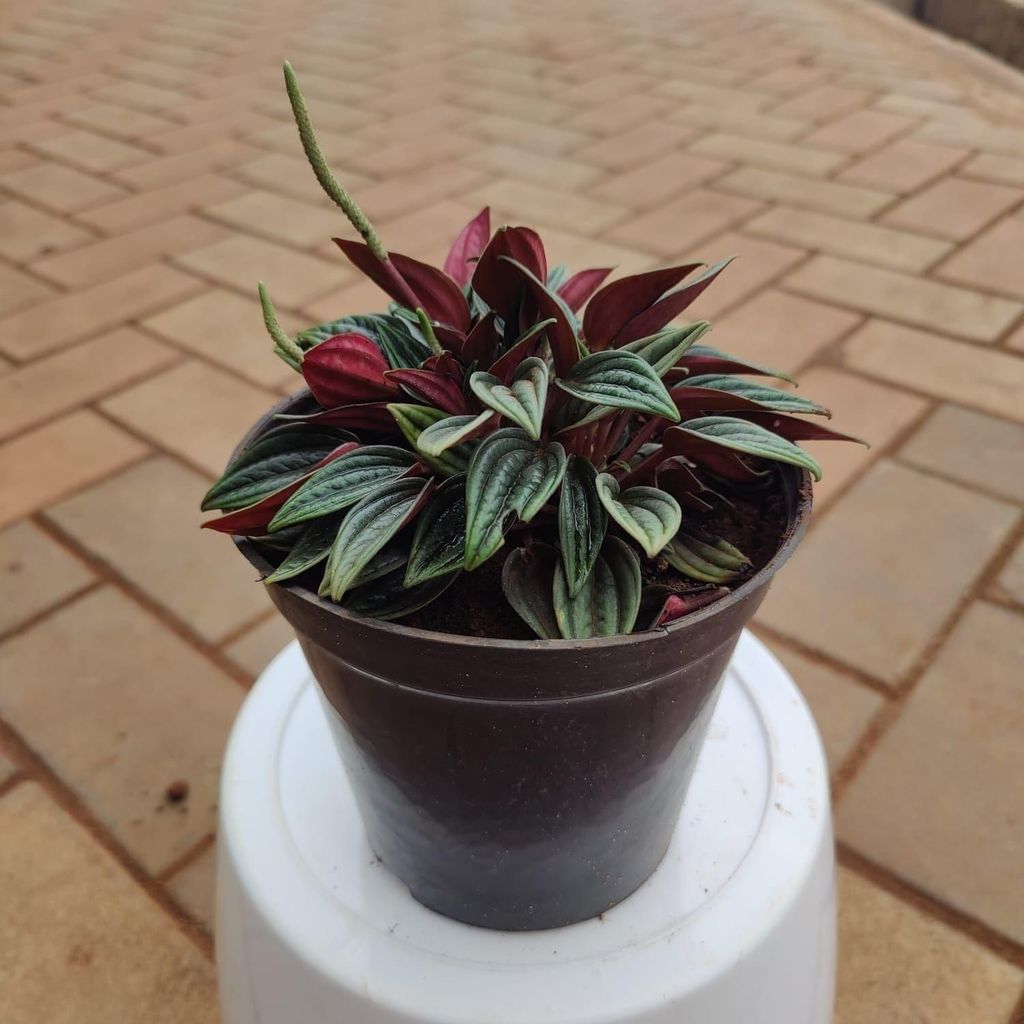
[217,631,836,1024]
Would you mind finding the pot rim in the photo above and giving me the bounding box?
[232,391,813,652]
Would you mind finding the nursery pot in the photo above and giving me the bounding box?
[232,395,812,931]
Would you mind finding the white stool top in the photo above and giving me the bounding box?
[219,632,832,1024]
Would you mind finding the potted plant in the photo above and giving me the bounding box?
[202,63,859,931]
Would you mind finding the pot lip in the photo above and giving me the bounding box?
[232,391,813,652]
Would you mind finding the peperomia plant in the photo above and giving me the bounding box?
[201,63,859,640]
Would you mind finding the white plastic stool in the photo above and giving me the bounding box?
[217,631,836,1024]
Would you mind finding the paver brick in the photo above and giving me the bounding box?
[0,521,94,637]
[589,153,730,209]
[899,404,1024,504]
[785,255,1022,343]
[842,319,1024,422]
[176,233,348,306]
[714,166,894,218]
[224,614,295,677]
[758,460,1018,684]
[28,129,153,174]
[801,108,915,154]
[0,264,204,361]
[711,288,861,375]
[688,133,847,176]
[467,177,627,235]
[992,539,1024,607]
[30,215,228,288]
[0,411,148,528]
[102,359,275,477]
[839,137,969,193]
[0,783,219,1024]
[167,843,217,931]
[936,216,1024,300]
[0,264,57,319]
[0,198,95,262]
[0,160,126,213]
[0,327,178,439]
[747,206,951,273]
[836,867,1024,1023]
[839,602,1024,943]
[605,188,763,257]
[882,177,1024,242]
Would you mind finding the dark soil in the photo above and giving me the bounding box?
[404,469,793,640]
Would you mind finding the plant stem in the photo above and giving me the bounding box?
[283,61,388,262]
[415,307,444,356]
[258,282,304,367]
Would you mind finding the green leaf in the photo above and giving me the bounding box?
[469,357,548,439]
[501,545,560,639]
[662,533,751,584]
[388,403,472,476]
[546,264,570,291]
[557,457,608,597]
[553,536,641,639]
[201,426,352,511]
[343,567,458,621]
[595,475,681,559]
[269,445,418,530]
[620,321,710,377]
[321,477,431,602]
[464,428,567,570]
[684,375,830,416]
[556,350,680,422]
[351,538,410,587]
[416,410,492,456]
[672,416,822,480]
[263,517,339,584]
[405,475,467,586]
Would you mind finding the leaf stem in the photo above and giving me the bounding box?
[415,307,444,356]
[283,61,388,262]
[258,282,304,367]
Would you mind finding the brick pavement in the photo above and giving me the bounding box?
[0,0,1023,1019]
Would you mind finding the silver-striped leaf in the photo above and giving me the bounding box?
[553,536,641,639]
[405,475,467,587]
[464,428,567,570]
[469,356,549,439]
[555,350,680,422]
[595,475,681,559]
[501,545,560,640]
[557,456,608,597]
[662,532,751,583]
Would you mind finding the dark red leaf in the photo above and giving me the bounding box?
[202,441,358,534]
[488,321,549,382]
[582,262,702,351]
[557,267,613,313]
[333,240,470,330]
[432,324,467,353]
[301,333,397,406]
[616,259,733,346]
[471,226,548,321]
[722,410,866,443]
[443,207,491,287]
[386,368,468,414]
[669,352,791,382]
[461,311,498,364]
[422,351,463,379]
[277,402,401,433]
[656,459,715,511]
[655,588,729,626]
[389,251,471,330]
[498,256,579,376]
[332,237,421,310]
[661,426,766,482]
[671,385,768,416]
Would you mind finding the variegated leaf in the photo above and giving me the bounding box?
[405,475,467,586]
[662,533,751,584]
[553,536,641,639]
[464,429,567,570]
[263,517,340,584]
[556,350,680,422]
[469,357,548,439]
[343,567,458,620]
[388,403,473,476]
[620,320,711,377]
[684,375,830,416]
[595,475,681,558]
[557,456,608,597]
[322,476,432,602]
[269,445,418,530]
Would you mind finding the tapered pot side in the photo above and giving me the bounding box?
[233,396,812,930]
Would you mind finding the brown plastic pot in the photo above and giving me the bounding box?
[232,395,812,931]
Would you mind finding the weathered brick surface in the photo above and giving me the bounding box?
[1,0,1023,1017]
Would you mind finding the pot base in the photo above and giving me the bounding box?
[217,632,836,1024]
